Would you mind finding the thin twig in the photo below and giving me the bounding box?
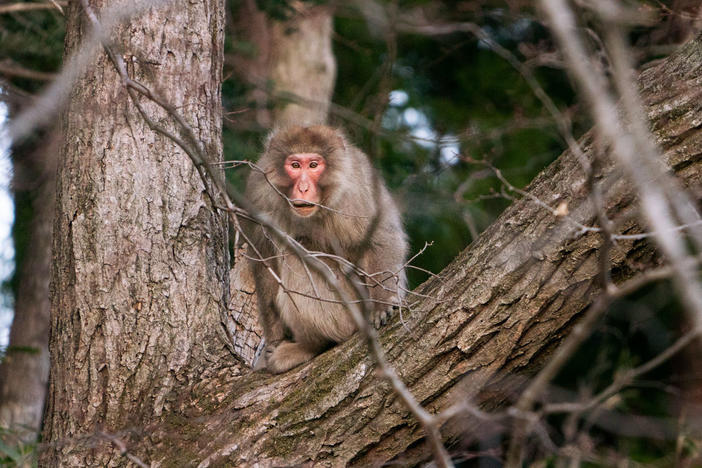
[0,61,56,81]
[0,1,66,14]
[98,432,149,468]
[505,4,702,464]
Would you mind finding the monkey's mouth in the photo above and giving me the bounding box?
[291,200,318,217]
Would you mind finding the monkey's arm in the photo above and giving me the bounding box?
[251,259,289,371]
[361,216,408,328]
[253,272,285,342]
[246,224,287,370]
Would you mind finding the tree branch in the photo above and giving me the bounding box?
[150,33,702,466]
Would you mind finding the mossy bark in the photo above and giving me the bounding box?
[43,7,702,465]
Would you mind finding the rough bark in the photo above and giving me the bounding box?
[40,0,228,465]
[148,37,702,466]
[0,130,57,441]
[225,248,261,367]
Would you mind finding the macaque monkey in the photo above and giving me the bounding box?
[245,125,408,374]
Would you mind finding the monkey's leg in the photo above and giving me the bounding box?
[266,340,317,374]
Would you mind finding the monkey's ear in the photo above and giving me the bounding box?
[334,131,347,152]
[264,125,285,151]
[318,125,346,153]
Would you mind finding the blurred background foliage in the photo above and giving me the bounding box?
[224,1,584,288]
[1,0,700,465]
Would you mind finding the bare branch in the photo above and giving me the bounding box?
[504,2,702,464]
[0,1,66,15]
[98,432,149,468]
[0,61,56,81]
[6,0,169,142]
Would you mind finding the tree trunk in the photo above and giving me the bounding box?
[40,0,228,465]
[0,130,57,441]
[228,1,336,127]
[147,37,702,465]
[40,0,702,463]
[268,4,336,126]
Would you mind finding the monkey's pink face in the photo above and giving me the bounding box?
[284,153,326,217]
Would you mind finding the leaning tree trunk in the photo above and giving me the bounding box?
[146,37,702,465]
[0,130,57,442]
[40,0,228,465]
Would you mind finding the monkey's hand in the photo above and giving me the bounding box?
[372,305,398,329]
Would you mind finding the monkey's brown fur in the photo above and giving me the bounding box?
[245,125,408,373]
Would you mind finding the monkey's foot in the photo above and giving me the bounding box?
[372,305,399,329]
[267,341,317,374]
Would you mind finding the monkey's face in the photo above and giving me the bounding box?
[284,153,326,217]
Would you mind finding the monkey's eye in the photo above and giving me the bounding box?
[309,161,318,169]
[291,161,301,169]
